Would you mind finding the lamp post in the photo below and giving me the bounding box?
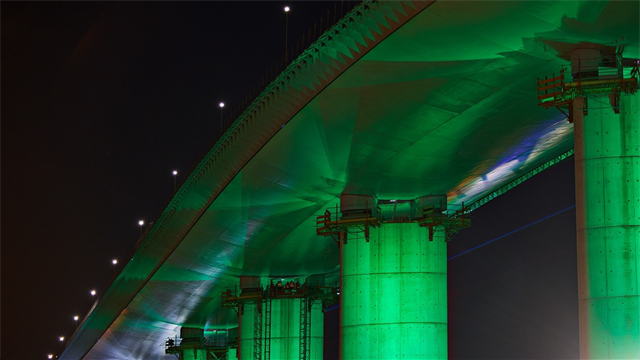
[219,102,225,133]
[138,220,144,236]
[112,259,118,278]
[284,6,290,60]
[172,170,178,193]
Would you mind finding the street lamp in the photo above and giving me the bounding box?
[284,6,290,60]
[59,336,65,342]
[138,220,144,236]
[73,315,79,321]
[172,170,178,193]
[112,259,118,278]
[48,354,54,359]
[219,102,225,132]
[90,289,96,297]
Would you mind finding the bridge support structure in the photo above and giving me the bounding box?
[164,327,237,360]
[539,46,640,359]
[573,69,640,358]
[317,194,470,360]
[222,276,337,360]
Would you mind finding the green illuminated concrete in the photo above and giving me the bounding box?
[341,223,447,359]
[271,298,299,358]
[270,298,323,360]
[239,302,258,360]
[178,327,207,360]
[239,299,323,360]
[573,92,640,359]
[181,349,206,360]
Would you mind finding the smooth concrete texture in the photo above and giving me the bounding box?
[239,299,323,360]
[341,223,447,359]
[574,91,640,359]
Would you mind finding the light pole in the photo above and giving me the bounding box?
[138,220,144,236]
[90,289,96,297]
[172,170,178,193]
[112,259,118,278]
[219,102,225,133]
[284,6,290,61]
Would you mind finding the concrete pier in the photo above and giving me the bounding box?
[339,195,449,360]
[574,90,640,359]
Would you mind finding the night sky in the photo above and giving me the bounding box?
[3,2,577,359]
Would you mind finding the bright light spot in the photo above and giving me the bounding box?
[48,355,54,359]
[59,336,64,342]
[73,315,79,321]
[172,170,178,176]
[138,220,144,226]
[219,102,225,108]
[90,290,96,296]
[284,6,290,12]
[112,259,118,265]
[390,199,396,202]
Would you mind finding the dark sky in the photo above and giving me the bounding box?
[2,2,577,359]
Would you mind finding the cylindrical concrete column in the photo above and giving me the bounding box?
[238,291,324,360]
[270,298,323,359]
[228,348,238,360]
[341,222,448,359]
[310,301,324,360]
[573,90,640,359]
[179,327,207,360]
[180,348,207,360]
[271,298,300,358]
[238,302,259,360]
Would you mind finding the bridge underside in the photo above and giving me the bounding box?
[60,1,638,359]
